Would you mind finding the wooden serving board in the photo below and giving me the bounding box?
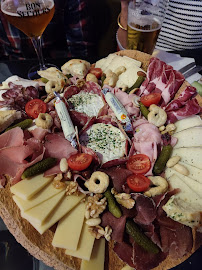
[0,50,201,270]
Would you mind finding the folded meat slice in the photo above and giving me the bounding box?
[0,127,24,149]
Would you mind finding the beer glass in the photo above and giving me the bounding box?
[1,0,55,79]
[127,0,169,54]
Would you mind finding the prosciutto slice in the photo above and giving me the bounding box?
[0,127,24,149]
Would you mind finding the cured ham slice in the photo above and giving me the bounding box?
[30,127,49,141]
[0,127,24,149]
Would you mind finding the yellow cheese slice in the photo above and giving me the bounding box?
[12,182,65,212]
[26,194,85,234]
[10,174,53,200]
[65,222,95,261]
[80,238,105,270]
[21,190,65,225]
[52,202,85,250]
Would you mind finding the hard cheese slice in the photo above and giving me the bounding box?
[30,194,85,234]
[10,174,53,200]
[21,190,65,225]
[52,202,85,250]
[80,238,105,270]
[174,127,202,148]
[174,115,202,133]
[12,182,65,212]
[65,222,95,261]
[172,148,202,170]
[177,162,202,184]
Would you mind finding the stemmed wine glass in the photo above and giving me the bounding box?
[1,0,55,79]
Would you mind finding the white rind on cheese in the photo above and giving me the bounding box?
[163,195,202,228]
[80,123,126,164]
[10,174,53,200]
[172,147,202,170]
[21,190,65,225]
[12,182,65,212]
[65,222,95,261]
[174,116,202,133]
[165,168,202,198]
[52,202,86,250]
[173,127,202,148]
[80,238,105,270]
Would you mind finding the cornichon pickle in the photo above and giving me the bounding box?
[104,189,122,218]
[139,102,149,119]
[126,76,145,94]
[41,77,49,83]
[22,157,57,179]
[6,119,33,132]
[153,145,173,175]
[126,220,159,254]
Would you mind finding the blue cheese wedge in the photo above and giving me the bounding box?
[80,123,126,163]
[68,92,104,117]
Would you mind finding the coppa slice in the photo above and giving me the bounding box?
[171,147,202,170]
[174,115,202,133]
[12,181,66,212]
[80,123,127,164]
[52,202,86,250]
[173,127,202,148]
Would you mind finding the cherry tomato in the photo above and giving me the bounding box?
[89,68,103,79]
[127,154,151,174]
[67,153,93,171]
[25,99,47,119]
[127,174,150,192]
[140,93,161,107]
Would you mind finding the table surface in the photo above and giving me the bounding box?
[0,50,202,270]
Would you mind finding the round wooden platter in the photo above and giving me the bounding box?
[0,50,201,270]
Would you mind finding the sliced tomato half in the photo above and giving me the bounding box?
[25,99,47,119]
[127,154,151,174]
[140,93,161,107]
[89,67,103,79]
[67,153,93,171]
[127,174,150,192]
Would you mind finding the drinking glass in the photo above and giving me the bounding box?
[1,0,55,79]
[127,0,169,54]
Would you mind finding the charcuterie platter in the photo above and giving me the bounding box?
[0,50,202,270]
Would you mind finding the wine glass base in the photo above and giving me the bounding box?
[28,63,59,80]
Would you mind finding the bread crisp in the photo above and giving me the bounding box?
[0,50,201,270]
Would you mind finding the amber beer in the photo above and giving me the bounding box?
[1,0,55,37]
[127,20,161,54]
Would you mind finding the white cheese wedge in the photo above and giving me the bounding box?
[177,162,202,184]
[173,127,202,148]
[167,174,202,206]
[10,174,53,200]
[29,194,85,234]
[163,195,202,228]
[21,190,65,225]
[65,222,95,261]
[80,123,126,164]
[52,202,85,250]
[165,168,202,198]
[105,56,141,74]
[80,238,105,270]
[12,182,65,212]
[68,92,104,117]
[172,147,202,170]
[174,115,202,133]
[95,54,117,71]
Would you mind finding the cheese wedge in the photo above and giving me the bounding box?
[80,238,105,270]
[22,190,65,225]
[165,168,202,198]
[65,222,95,261]
[172,148,202,170]
[12,182,65,212]
[29,194,85,234]
[167,174,202,205]
[163,195,202,228]
[10,174,53,200]
[52,202,85,250]
[174,127,202,148]
[177,162,202,184]
[95,53,117,71]
[174,115,202,133]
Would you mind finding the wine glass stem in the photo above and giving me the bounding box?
[30,36,46,70]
